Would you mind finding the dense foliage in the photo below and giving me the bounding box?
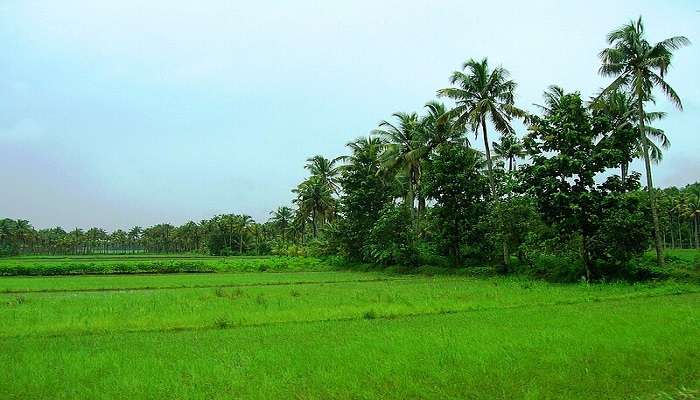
[1,17,695,281]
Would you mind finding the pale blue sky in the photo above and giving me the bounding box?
[1,1,698,230]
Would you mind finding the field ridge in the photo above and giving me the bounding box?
[4,289,697,340]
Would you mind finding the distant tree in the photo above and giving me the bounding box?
[127,226,142,253]
[492,133,525,172]
[270,206,294,242]
[293,176,334,238]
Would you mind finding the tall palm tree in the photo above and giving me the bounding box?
[270,206,294,242]
[372,112,424,213]
[492,133,525,172]
[293,176,334,237]
[598,16,690,266]
[235,215,253,254]
[437,58,524,194]
[14,219,33,253]
[341,136,386,169]
[437,58,524,266]
[410,101,467,212]
[304,155,342,194]
[591,89,670,185]
[534,85,566,116]
[419,101,466,151]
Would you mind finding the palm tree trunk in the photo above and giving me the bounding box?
[620,162,628,187]
[481,119,496,196]
[481,119,509,268]
[669,219,675,249]
[695,215,699,250]
[406,180,415,215]
[638,99,664,267]
[580,235,592,281]
[417,167,425,215]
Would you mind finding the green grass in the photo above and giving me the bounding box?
[663,248,700,265]
[0,270,397,293]
[0,255,335,275]
[0,268,698,399]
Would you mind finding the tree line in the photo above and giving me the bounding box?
[1,17,696,280]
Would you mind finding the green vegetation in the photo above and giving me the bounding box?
[0,256,335,276]
[1,270,698,399]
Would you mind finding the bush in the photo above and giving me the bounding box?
[363,204,419,266]
[522,254,585,282]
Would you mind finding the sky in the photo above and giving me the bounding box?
[1,0,698,230]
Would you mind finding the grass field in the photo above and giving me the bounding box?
[0,255,335,275]
[1,255,699,399]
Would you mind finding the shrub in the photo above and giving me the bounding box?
[363,204,419,266]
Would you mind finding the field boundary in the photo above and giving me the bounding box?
[3,289,697,340]
[0,276,415,294]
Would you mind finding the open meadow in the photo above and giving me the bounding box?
[1,255,699,399]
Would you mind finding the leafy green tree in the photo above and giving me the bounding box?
[598,16,690,266]
[364,204,417,266]
[522,92,646,280]
[335,136,394,260]
[422,143,487,265]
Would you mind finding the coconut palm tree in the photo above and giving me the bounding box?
[341,136,386,169]
[304,155,342,194]
[598,16,690,266]
[235,215,253,254]
[591,89,670,185]
[437,58,525,266]
[437,58,524,195]
[419,101,466,151]
[293,176,334,238]
[534,85,566,116]
[372,112,424,213]
[14,219,33,253]
[492,133,525,172]
[270,206,294,242]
